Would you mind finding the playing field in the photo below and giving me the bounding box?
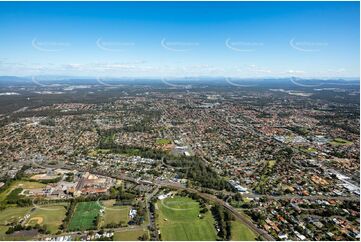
[156,196,217,241]
[26,204,67,234]
[113,228,148,241]
[0,206,32,225]
[231,220,256,241]
[68,201,101,231]
[100,200,130,226]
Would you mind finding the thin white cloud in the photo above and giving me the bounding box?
[0,60,357,79]
[286,70,305,75]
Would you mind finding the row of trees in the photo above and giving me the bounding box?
[211,205,235,240]
[60,200,76,231]
[6,223,50,235]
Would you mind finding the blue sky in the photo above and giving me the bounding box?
[0,1,359,78]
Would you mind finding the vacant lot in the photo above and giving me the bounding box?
[156,196,217,241]
[68,201,100,231]
[26,204,67,234]
[100,200,130,227]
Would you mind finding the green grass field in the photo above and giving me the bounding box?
[155,138,172,145]
[0,226,9,240]
[26,204,67,234]
[68,201,101,231]
[0,206,32,225]
[231,220,256,241]
[156,196,217,241]
[0,226,8,235]
[329,138,353,146]
[113,229,148,241]
[0,180,46,202]
[100,200,130,226]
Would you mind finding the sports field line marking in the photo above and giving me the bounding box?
[32,198,64,211]
[160,199,196,211]
[27,216,44,225]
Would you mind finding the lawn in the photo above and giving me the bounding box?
[0,226,8,235]
[26,204,67,234]
[156,196,217,241]
[0,206,32,225]
[0,226,9,239]
[100,200,130,226]
[329,138,353,146]
[231,220,256,241]
[267,160,276,168]
[113,228,148,241]
[155,138,172,145]
[68,201,101,231]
